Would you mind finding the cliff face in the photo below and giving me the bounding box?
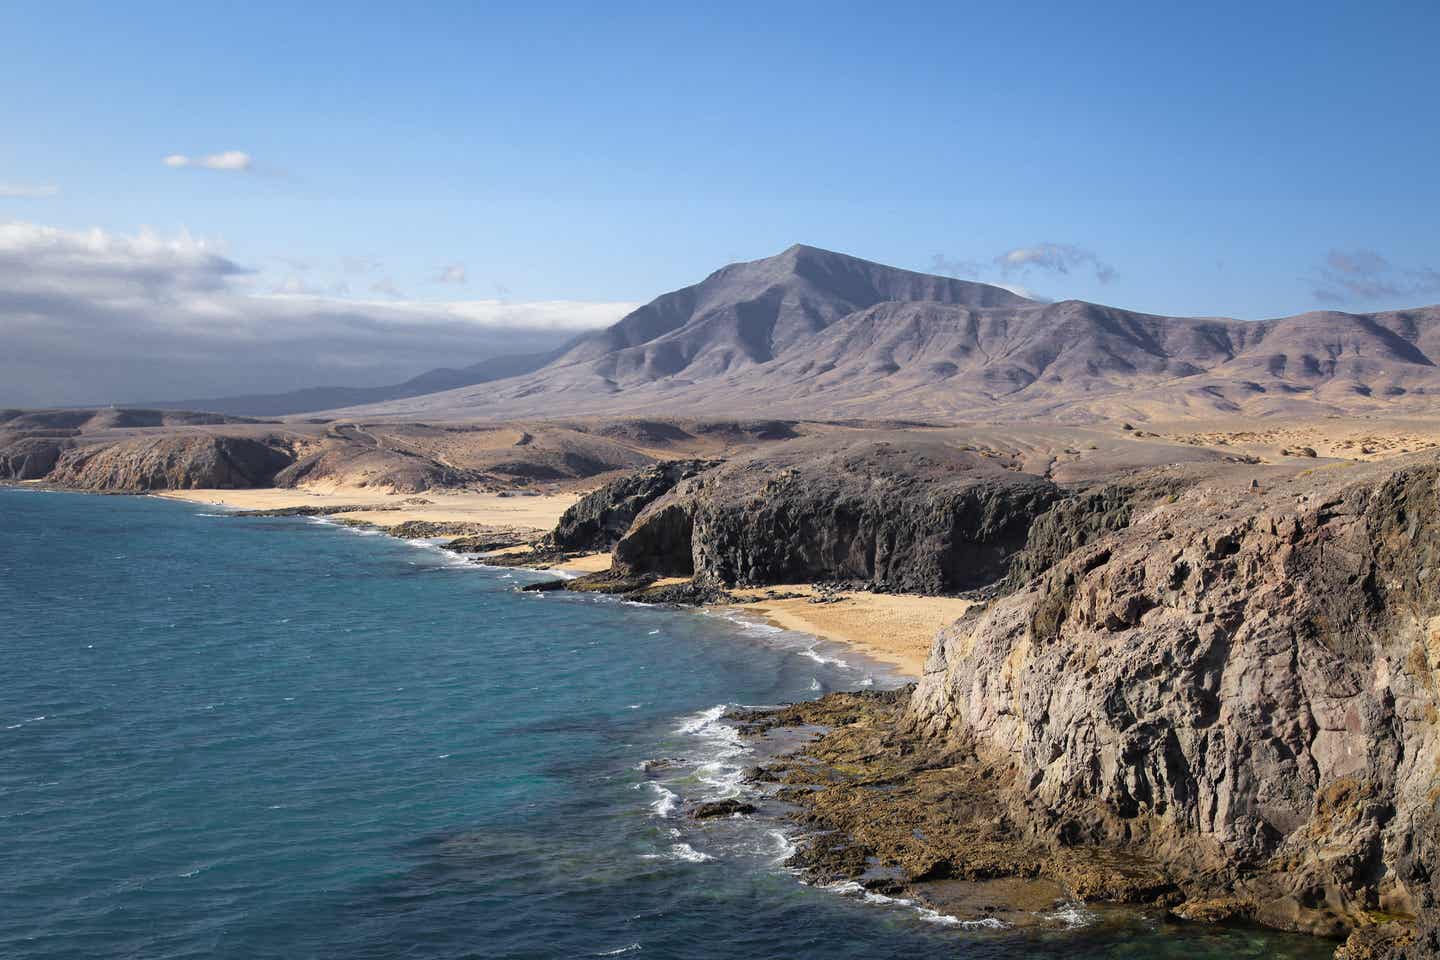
[615,436,1061,593]
[908,458,1440,949]
[551,459,718,550]
[47,435,294,491]
[0,437,73,480]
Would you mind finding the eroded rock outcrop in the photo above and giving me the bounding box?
[901,457,1440,951]
[551,458,719,550]
[614,436,1061,593]
[0,437,73,480]
[47,435,294,491]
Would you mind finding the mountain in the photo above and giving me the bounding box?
[333,245,1440,423]
[146,348,564,418]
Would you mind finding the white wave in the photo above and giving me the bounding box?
[647,629,661,635]
[648,783,680,818]
[800,646,850,668]
[642,843,713,863]
[809,677,822,691]
[675,704,750,795]
[768,830,797,861]
[822,880,1008,929]
[822,880,866,895]
[675,704,727,736]
[1043,901,1097,928]
[668,842,713,862]
[399,538,474,568]
[595,945,641,956]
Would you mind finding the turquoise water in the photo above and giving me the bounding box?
[1,488,1332,959]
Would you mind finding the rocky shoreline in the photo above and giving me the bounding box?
[11,418,1440,958]
[711,471,1440,959]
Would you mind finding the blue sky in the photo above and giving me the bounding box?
[2,1,1438,402]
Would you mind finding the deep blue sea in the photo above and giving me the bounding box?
[1,488,1332,959]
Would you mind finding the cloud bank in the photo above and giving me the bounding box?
[0,221,636,406]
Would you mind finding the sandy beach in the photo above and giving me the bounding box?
[727,585,968,677]
[155,486,584,531]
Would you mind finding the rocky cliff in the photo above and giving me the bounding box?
[47,435,295,491]
[551,458,719,550]
[902,457,1440,954]
[0,437,73,480]
[614,436,1061,593]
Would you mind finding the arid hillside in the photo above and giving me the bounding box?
[327,245,1440,424]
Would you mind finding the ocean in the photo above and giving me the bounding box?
[1,487,1331,959]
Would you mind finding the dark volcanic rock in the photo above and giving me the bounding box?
[552,458,719,550]
[47,435,294,491]
[0,436,73,480]
[999,476,1192,592]
[690,799,757,819]
[615,435,1061,594]
[441,530,536,552]
[519,579,569,592]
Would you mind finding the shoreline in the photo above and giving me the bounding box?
[151,486,953,678]
[719,586,968,678]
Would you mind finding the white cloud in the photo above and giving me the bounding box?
[0,182,60,198]
[435,262,467,284]
[0,220,637,406]
[163,151,254,172]
[996,242,1117,284]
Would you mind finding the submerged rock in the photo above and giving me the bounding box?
[690,799,757,819]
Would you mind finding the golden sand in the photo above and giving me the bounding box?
[155,486,582,531]
[727,585,969,677]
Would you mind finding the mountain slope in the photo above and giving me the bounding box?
[335,246,1440,423]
